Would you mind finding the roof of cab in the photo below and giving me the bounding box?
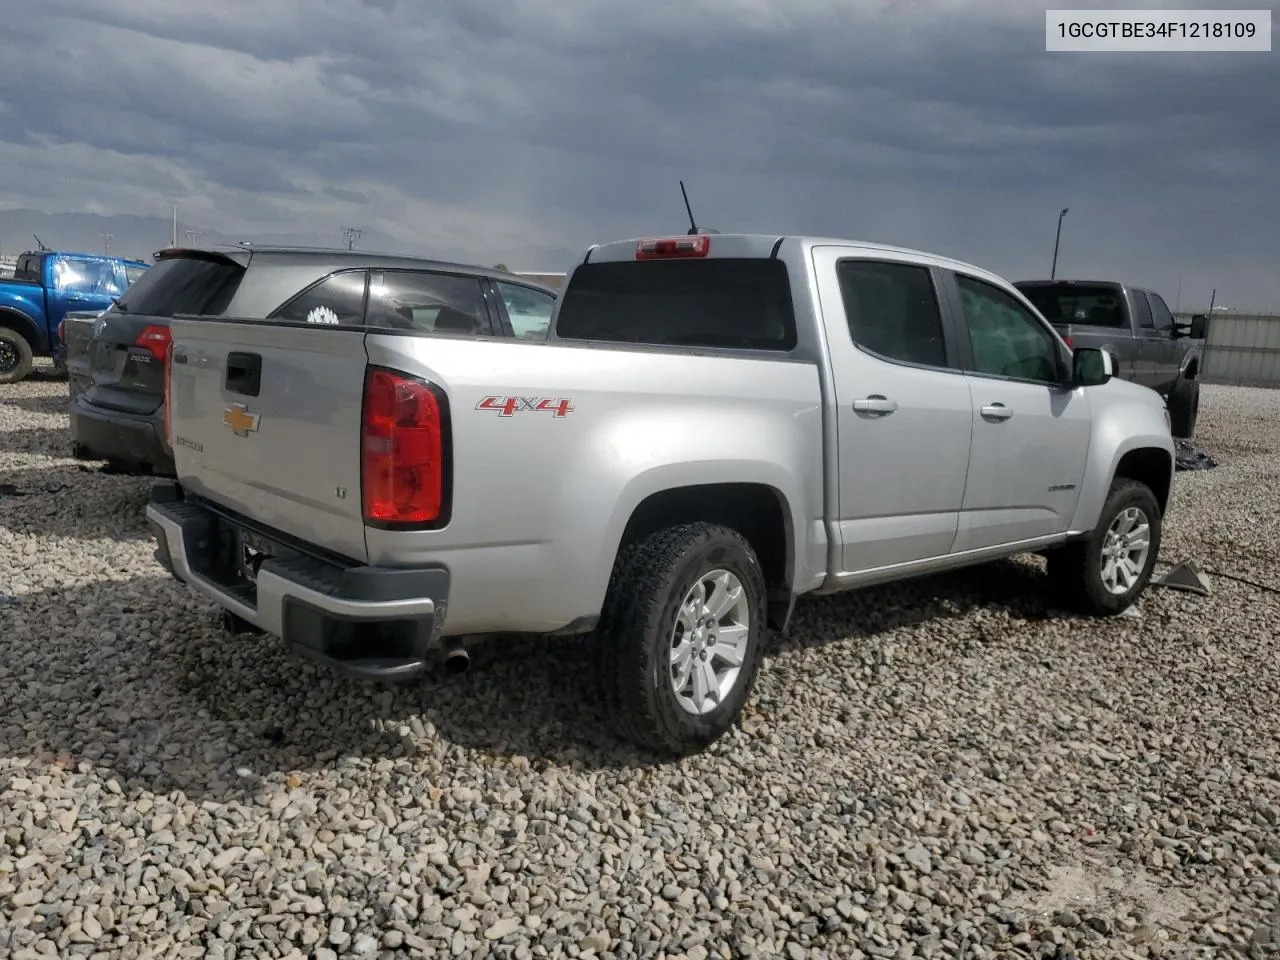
[579,233,1012,288]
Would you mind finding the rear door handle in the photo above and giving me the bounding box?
[225,351,262,397]
[981,402,1013,421]
[852,395,898,415]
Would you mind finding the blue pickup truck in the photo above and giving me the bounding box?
[0,250,150,383]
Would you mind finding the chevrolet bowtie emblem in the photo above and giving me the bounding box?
[223,404,261,437]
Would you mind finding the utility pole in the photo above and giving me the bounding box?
[171,202,178,248]
[1175,271,1183,313]
[185,229,202,246]
[342,226,363,250]
[1050,207,1069,279]
[99,233,113,255]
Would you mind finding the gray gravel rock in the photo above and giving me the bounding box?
[3,373,1280,959]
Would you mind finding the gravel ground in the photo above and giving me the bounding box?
[2,366,1279,960]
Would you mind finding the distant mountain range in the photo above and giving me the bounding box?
[0,208,496,267]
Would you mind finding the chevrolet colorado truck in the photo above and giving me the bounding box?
[146,233,1176,755]
[0,250,149,383]
[1012,279,1206,438]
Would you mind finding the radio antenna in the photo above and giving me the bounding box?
[679,180,699,235]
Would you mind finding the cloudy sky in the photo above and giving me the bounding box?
[1,0,1276,309]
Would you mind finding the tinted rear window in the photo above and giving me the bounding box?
[114,255,245,317]
[555,258,797,350]
[1016,283,1125,328]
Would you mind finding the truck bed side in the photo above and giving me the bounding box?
[163,322,826,636]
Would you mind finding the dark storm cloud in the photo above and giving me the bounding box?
[0,0,1276,306]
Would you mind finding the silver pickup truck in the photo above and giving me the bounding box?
[146,234,1176,755]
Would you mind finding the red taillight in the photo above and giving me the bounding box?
[361,368,449,526]
[162,340,173,448]
[1064,335,1074,349]
[135,324,172,361]
[635,235,711,260]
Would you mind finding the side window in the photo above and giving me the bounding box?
[835,259,947,368]
[955,274,1062,383]
[271,270,368,325]
[365,271,489,335]
[123,265,148,286]
[1132,291,1154,329]
[1148,293,1174,332]
[494,281,555,339]
[54,257,122,296]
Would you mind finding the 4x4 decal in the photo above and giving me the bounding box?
[476,396,574,418]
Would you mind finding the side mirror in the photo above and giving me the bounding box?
[1072,346,1113,387]
[1189,313,1207,339]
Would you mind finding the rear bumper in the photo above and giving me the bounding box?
[145,483,448,681]
[70,396,174,474]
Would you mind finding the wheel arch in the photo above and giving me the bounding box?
[614,481,796,631]
[1112,446,1174,517]
[0,308,42,352]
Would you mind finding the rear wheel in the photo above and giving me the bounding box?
[1167,378,1200,439]
[0,328,33,384]
[1045,478,1161,616]
[596,522,768,755]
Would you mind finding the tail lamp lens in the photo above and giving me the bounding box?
[361,369,447,525]
[135,324,172,362]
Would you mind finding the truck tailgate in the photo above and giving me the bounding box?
[167,318,371,562]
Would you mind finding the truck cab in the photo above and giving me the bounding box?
[0,250,150,382]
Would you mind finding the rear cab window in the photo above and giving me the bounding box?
[1015,283,1127,328]
[554,258,797,350]
[114,252,246,317]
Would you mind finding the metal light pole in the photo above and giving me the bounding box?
[1050,207,1069,279]
[99,233,113,255]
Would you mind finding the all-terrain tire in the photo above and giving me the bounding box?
[1045,478,1162,616]
[0,327,34,384]
[596,522,768,755]
[1167,377,1200,439]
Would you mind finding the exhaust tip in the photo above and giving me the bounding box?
[443,648,470,675]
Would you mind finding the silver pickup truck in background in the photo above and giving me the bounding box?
[1012,279,1206,438]
[146,234,1176,755]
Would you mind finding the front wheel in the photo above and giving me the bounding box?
[1167,378,1200,439]
[1045,478,1162,616]
[0,328,34,384]
[596,523,768,755]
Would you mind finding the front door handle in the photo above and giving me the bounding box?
[981,402,1013,421]
[853,395,898,415]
